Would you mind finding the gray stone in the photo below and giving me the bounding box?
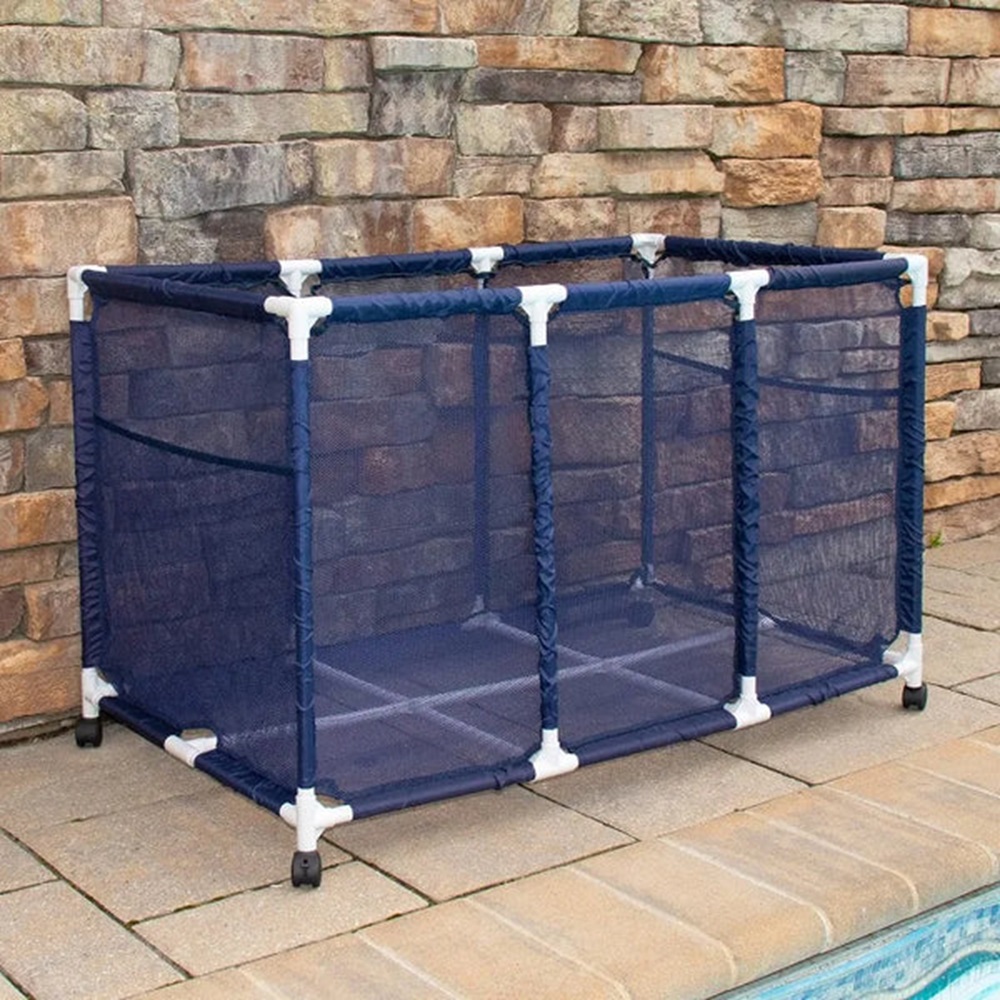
[579,0,701,42]
[371,71,464,137]
[885,212,972,247]
[954,389,1000,432]
[1,0,100,23]
[129,142,312,219]
[721,204,819,244]
[138,211,268,265]
[0,150,123,199]
[786,51,846,104]
[87,90,179,149]
[0,438,24,495]
[983,359,1000,386]
[927,337,1000,364]
[371,36,477,71]
[24,427,77,490]
[23,338,70,377]
[971,215,1000,250]
[895,133,1000,180]
[938,249,1000,311]
[701,0,783,45]
[463,68,640,105]
[0,89,86,153]
[774,0,908,52]
[455,103,551,156]
[971,309,1000,337]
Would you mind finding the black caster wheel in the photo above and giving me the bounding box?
[75,717,103,748]
[902,683,928,711]
[291,850,322,888]
[627,600,656,628]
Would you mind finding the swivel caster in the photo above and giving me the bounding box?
[291,850,322,888]
[902,683,928,711]
[75,717,103,748]
[627,600,656,628]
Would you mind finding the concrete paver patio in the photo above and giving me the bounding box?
[2,534,1000,999]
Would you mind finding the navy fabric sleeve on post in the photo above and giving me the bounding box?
[896,304,927,633]
[472,311,492,609]
[640,290,657,582]
[526,344,560,731]
[730,317,762,684]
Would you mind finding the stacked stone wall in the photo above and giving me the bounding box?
[1,0,998,725]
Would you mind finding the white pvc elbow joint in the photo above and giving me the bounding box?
[517,284,568,347]
[884,252,929,308]
[278,259,322,298]
[728,269,771,321]
[67,265,107,321]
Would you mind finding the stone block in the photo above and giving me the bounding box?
[439,0,579,34]
[985,359,1000,386]
[524,198,619,242]
[722,159,823,208]
[823,107,905,137]
[821,177,893,207]
[314,138,455,197]
[816,207,887,249]
[972,310,1000,337]
[821,137,893,177]
[138,210,269,265]
[178,32,325,91]
[925,495,1000,545]
[455,156,535,196]
[785,51,846,105]
[895,133,1000,180]
[0,198,136,278]
[926,337,1000,364]
[925,400,957,440]
[463,67,640,105]
[0,151,125,200]
[578,0,700,42]
[178,92,367,143]
[411,195,523,251]
[885,213,972,247]
[938,249,1000,310]
[951,107,1000,131]
[641,45,785,103]
[371,36,476,71]
[902,107,953,135]
[23,338,69,378]
[971,215,1000,250]
[844,56,949,106]
[46,381,72,426]
[910,8,1000,57]
[456,103,551,155]
[23,577,79,641]
[130,144,311,219]
[955,388,1000,431]
[88,90,177,149]
[24,427,75,491]
[890,179,1000,214]
[711,103,822,159]
[926,475,1000,511]
[0,636,81,721]
[0,380,47,432]
[372,71,464,137]
[599,104,712,150]
[0,437,25,498]
[0,341,26,383]
[0,279,65,340]
[264,202,411,259]
[928,312,971,342]
[0,26,178,87]
[323,39,371,90]
[925,429,1000,480]
[2,0,100,23]
[624,198,721,238]
[359,444,439,496]
[0,89,86,153]
[701,0,783,45]
[550,106,598,151]
[721,204,819,243]
[0,489,76,551]
[949,58,1000,105]
[474,35,640,73]
[532,150,722,197]
[777,0,908,52]
[0,587,23,641]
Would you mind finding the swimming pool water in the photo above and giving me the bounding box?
[721,883,1000,999]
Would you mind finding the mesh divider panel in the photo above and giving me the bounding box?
[309,311,539,801]
[754,281,902,697]
[92,298,298,791]
[546,299,738,750]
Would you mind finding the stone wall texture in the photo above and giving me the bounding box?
[1,0,999,726]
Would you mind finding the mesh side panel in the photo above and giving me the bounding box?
[315,272,470,298]
[547,299,738,750]
[309,311,539,800]
[754,281,901,696]
[91,298,298,791]
[487,256,645,288]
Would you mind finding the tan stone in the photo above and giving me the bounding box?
[0,279,67,339]
[440,0,579,35]
[902,106,953,135]
[264,202,411,259]
[641,45,785,104]
[950,58,1000,105]
[925,360,981,401]
[0,489,76,551]
[0,341,26,383]
[928,312,971,342]
[598,104,713,150]
[0,199,136,279]
[0,549,60,589]
[23,577,79,642]
[821,176,893,207]
[951,106,1000,131]
[550,105,598,152]
[474,35,641,73]
[723,159,823,208]
[314,138,455,198]
[891,178,1000,214]
[2,1,101,24]
[821,137,894,177]
[926,474,1000,510]
[0,378,47,431]
[411,196,524,252]
[454,156,535,197]
[711,103,822,159]
[823,106,905,136]
[524,198,619,242]
[926,430,1000,481]
[0,635,81,721]
[844,56,950,106]
[0,88,87,154]
[455,103,551,156]
[624,197,721,238]
[46,381,72,426]
[926,400,958,440]
[322,39,371,91]
[532,150,723,198]
[0,151,124,201]
[925,495,1000,544]
[910,8,1000,57]
[177,32,325,91]
[816,206,887,249]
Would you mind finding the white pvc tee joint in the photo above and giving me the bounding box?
[264,295,333,361]
[517,284,568,347]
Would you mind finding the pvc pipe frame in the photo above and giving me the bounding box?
[883,631,924,688]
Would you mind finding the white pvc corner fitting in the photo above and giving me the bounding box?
[280,788,354,852]
[529,728,579,782]
[883,631,923,687]
[884,252,929,308]
[631,232,665,268]
[728,268,771,321]
[164,732,218,767]
[469,245,505,277]
[80,666,117,720]
[724,674,772,729]
[517,283,568,348]
[67,265,107,321]
[264,295,333,362]
[278,259,322,298]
